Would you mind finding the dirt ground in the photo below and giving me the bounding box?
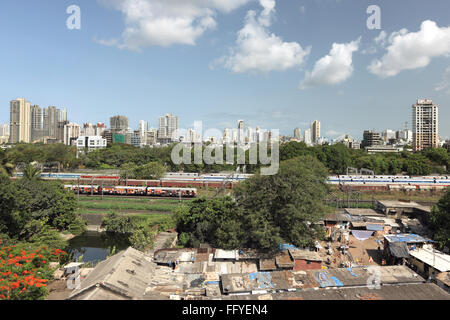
[46,280,73,300]
[319,234,384,268]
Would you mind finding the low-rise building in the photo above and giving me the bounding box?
[76,136,107,155]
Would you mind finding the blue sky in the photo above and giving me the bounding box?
[0,0,449,140]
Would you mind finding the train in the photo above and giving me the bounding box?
[13,172,450,191]
[327,175,450,191]
[64,185,197,198]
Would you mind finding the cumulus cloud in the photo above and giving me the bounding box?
[218,0,311,73]
[368,20,450,77]
[300,38,360,89]
[435,66,450,93]
[96,0,252,50]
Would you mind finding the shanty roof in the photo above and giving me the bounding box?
[288,249,323,262]
[214,249,239,260]
[409,247,450,273]
[436,272,450,287]
[351,221,367,228]
[366,223,384,231]
[389,242,410,258]
[325,213,352,222]
[344,208,384,217]
[377,200,421,208]
[275,252,295,268]
[384,233,431,244]
[68,247,155,300]
[219,283,450,300]
[259,259,277,271]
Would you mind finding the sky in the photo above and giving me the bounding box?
[0,0,449,140]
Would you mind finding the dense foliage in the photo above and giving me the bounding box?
[176,156,331,251]
[0,175,86,238]
[2,142,448,176]
[102,213,175,250]
[429,189,450,250]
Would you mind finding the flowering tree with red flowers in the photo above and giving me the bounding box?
[0,240,68,300]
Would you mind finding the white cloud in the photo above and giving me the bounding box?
[218,0,310,73]
[96,0,253,50]
[435,66,450,92]
[300,38,360,89]
[368,20,450,77]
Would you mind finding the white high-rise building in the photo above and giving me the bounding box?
[311,120,320,144]
[223,128,231,144]
[412,99,439,151]
[139,120,148,137]
[64,123,81,145]
[10,98,31,143]
[304,128,312,146]
[0,124,9,137]
[232,128,238,143]
[158,114,179,142]
[237,120,245,144]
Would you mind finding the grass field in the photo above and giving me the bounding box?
[77,197,191,213]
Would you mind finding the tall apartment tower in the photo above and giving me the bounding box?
[237,120,244,144]
[43,106,61,139]
[294,128,301,141]
[139,120,148,138]
[110,115,129,133]
[9,98,31,143]
[311,120,321,144]
[158,114,178,141]
[412,99,439,151]
[30,105,43,142]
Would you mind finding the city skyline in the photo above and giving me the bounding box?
[0,1,449,139]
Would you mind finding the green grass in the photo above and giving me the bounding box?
[78,199,188,212]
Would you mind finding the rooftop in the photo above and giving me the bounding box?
[409,247,450,273]
[384,233,431,244]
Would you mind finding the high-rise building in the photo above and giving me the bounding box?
[223,128,231,144]
[96,123,106,136]
[311,120,321,144]
[237,120,245,144]
[412,99,439,151]
[0,124,9,137]
[63,123,81,145]
[43,106,62,139]
[304,128,312,145]
[110,115,129,134]
[10,98,31,143]
[158,114,178,142]
[146,129,158,146]
[139,120,148,138]
[30,105,43,142]
[362,130,382,148]
[293,128,301,141]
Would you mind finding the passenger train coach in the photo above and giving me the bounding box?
[327,175,450,191]
[64,185,197,198]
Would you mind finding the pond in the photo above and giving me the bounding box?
[68,231,130,265]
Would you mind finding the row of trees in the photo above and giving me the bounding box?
[2,141,449,176]
[175,156,329,251]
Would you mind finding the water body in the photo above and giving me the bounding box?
[68,231,130,265]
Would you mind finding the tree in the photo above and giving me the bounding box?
[176,156,331,251]
[429,189,450,250]
[234,156,330,250]
[22,164,41,181]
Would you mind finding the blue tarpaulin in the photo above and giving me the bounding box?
[278,243,298,251]
[249,272,273,289]
[367,224,383,231]
[385,233,433,243]
[331,277,344,287]
[352,230,374,241]
[346,267,358,277]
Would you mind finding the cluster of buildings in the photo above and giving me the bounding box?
[343,99,442,154]
[59,195,450,301]
[2,98,447,155]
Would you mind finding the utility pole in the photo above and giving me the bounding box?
[77,177,80,200]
